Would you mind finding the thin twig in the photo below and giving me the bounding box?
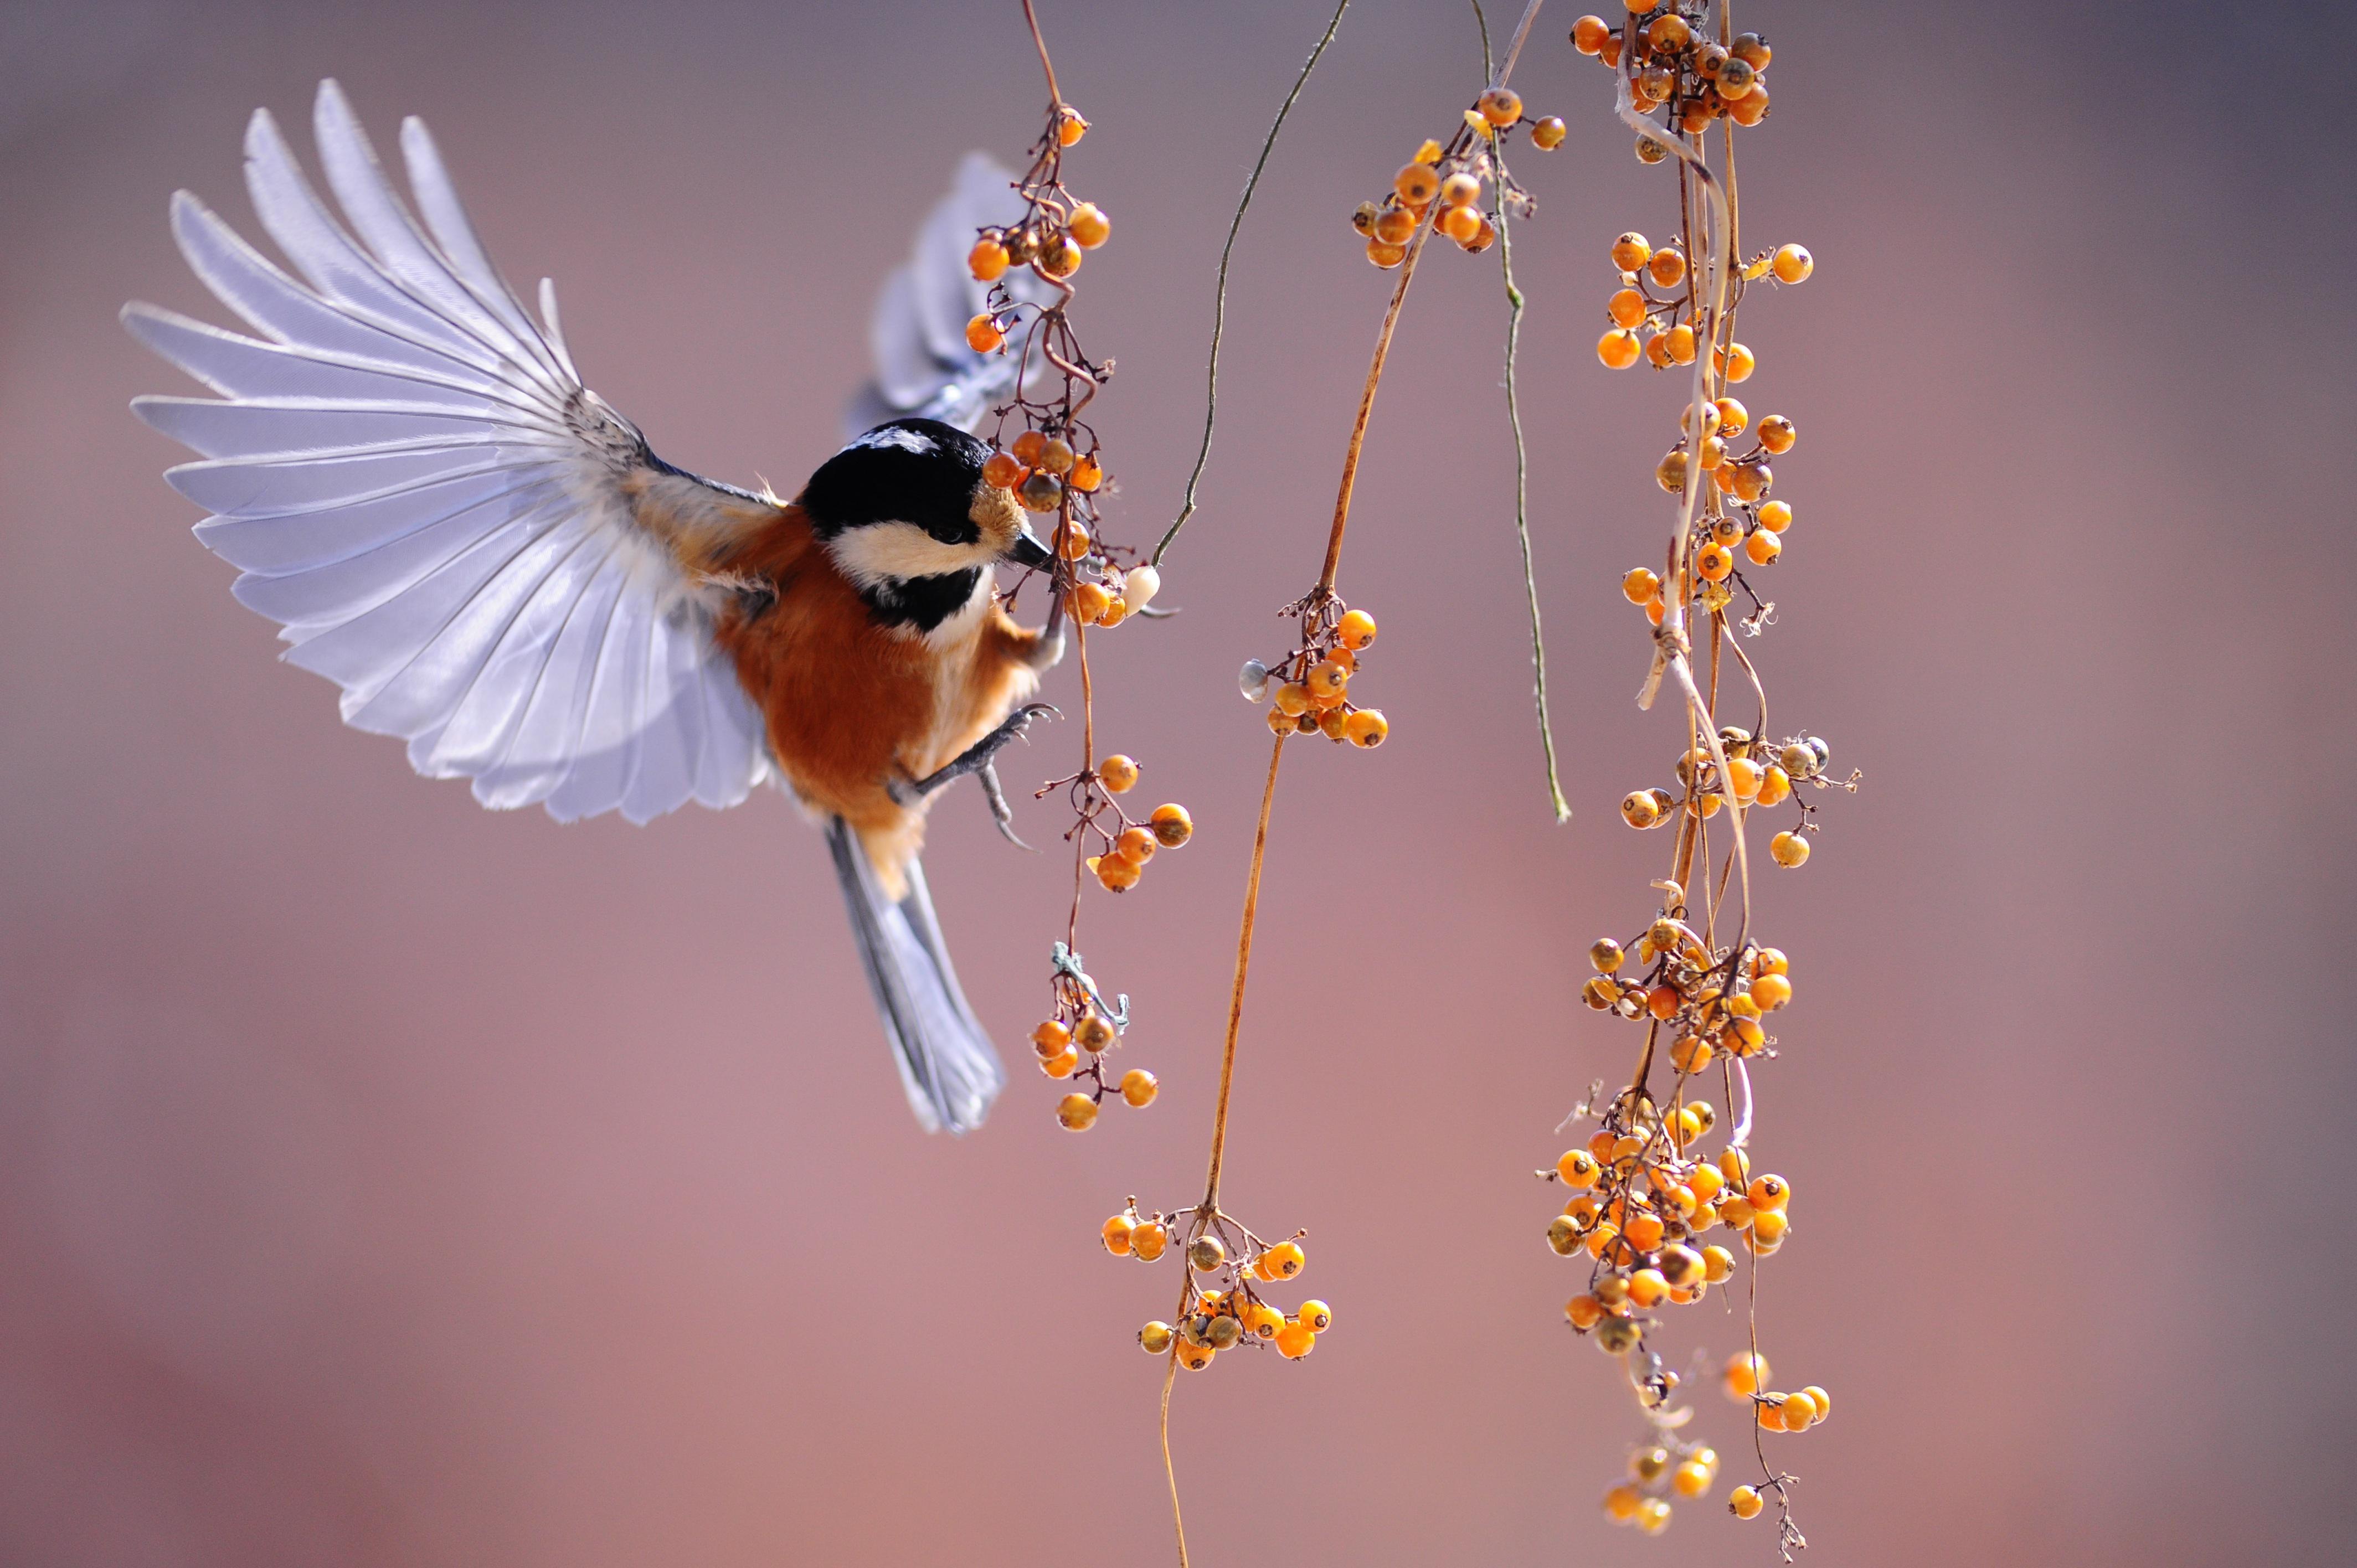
[1020,0,1062,107]
[1153,0,1354,567]
[1495,181,1572,822]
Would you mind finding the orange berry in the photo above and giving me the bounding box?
[1394,163,1441,205]
[1031,1019,1073,1057]
[1067,581,1114,622]
[1478,86,1522,126]
[1621,791,1663,829]
[1803,1385,1831,1421]
[1656,448,1690,494]
[1440,204,1484,244]
[1648,247,1686,288]
[1688,1164,1725,1204]
[1373,204,1418,244]
[1665,323,1697,364]
[1566,1293,1607,1329]
[1573,16,1612,54]
[1716,342,1756,381]
[1701,1244,1736,1283]
[1608,288,1649,329]
[1344,709,1388,749]
[1130,1222,1169,1261]
[1139,1320,1174,1353]
[1175,1340,1214,1370]
[1645,13,1691,52]
[965,313,1005,354]
[1119,1068,1157,1107]
[1113,826,1158,865]
[1074,1013,1116,1053]
[1744,529,1782,566]
[1057,1092,1098,1130]
[1757,499,1793,532]
[1298,1299,1332,1332]
[1041,1046,1079,1079]
[968,238,1010,281]
[1610,230,1651,271]
[1756,765,1792,806]
[1246,1302,1286,1340]
[1758,415,1796,454]
[982,452,1025,491]
[1557,1149,1603,1187]
[1055,107,1089,146]
[1103,1215,1135,1255]
[1779,1389,1818,1429]
[1750,973,1792,1010]
[1336,609,1378,648]
[1531,115,1567,149]
[1036,236,1083,278]
[1265,705,1297,737]
[1307,661,1350,700]
[1730,1485,1765,1519]
[1148,803,1192,848]
[1723,1351,1770,1399]
[1715,397,1750,435]
[1749,1208,1789,1246]
[1274,1322,1316,1359]
[1366,239,1408,270]
[1037,437,1075,475]
[1584,1221,1621,1259]
[1669,1034,1714,1074]
[1625,1210,1666,1250]
[1756,1399,1786,1432]
[1439,172,1483,209]
[1725,756,1763,800]
[1747,1174,1790,1211]
[1772,243,1813,284]
[1263,1241,1306,1280]
[1098,754,1139,792]
[1095,854,1141,892]
[1067,203,1111,249]
[1697,543,1735,581]
[1603,1483,1641,1523]
[1730,85,1771,127]
[1770,831,1810,868]
[1067,453,1104,494]
[1598,328,1643,369]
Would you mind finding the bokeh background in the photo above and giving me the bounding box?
[3,2,2351,1564]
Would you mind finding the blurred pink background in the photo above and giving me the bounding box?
[3,2,2349,1564]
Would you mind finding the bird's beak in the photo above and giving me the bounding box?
[1004,527,1053,570]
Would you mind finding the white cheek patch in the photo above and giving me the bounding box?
[824,519,994,591]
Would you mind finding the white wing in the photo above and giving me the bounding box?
[126,79,776,825]
[845,151,1052,439]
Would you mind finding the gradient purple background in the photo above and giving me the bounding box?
[3,2,2350,1564]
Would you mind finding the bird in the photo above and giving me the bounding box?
[121,79,1073,1134]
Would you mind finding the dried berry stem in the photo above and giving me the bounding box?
[1020,0,1063,109]
[1318,214,1434,595]
[1494,187,1572,822]
[1154,0,1355,569]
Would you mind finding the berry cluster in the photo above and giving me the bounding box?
[1572,7,1776,156]
[1350,86,1563,271]
[1575,924,1794,1074]
[961,73,1196,1133]
[1722,1351,1831,1440]
[1612,729,1850,871]
[1238,605,1387,749]
[1603,1437,1726,1535]
[1111,1205,1331,1370]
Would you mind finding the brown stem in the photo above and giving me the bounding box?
[1021,0,1063,109]
[1318,213,1435,594]
[1201,732,1286,1207]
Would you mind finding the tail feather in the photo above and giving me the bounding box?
[826,817,1004,1133]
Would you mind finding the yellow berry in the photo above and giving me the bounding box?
[1701,1244,1736,1282]
[1672,1461,1712,1498]
[1040,1047,1079,1079]
[1636,1497,1671,1534]
[1772,243,1814,283]
[1603,1484,1641,1523]
[1067,202,1110,249]
[1056,1093,1097,1129]
[1803,1385,1831,1421]
[1730,1485,1764,1519]
[1099,754,1140,792]
[1139,1320,1174,1353]
[1103,1215,1135,1255]
[967,238,1010,281]
[1770,830,1810,868]
[1120,1068,1159,1107]
[1150,803,1193,847]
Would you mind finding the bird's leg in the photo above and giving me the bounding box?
[891,703,1061,805]
[977,761,1032,850]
